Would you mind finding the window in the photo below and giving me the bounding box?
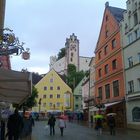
[106,15,108,21]
[56,102,60,107]
[71,58,73,62]
[57,94,60,98]
[127,33,133,44]
[50,86,53,90]
[44,86,47,90]
[50,94,53,98]
[132,107,140,122]
[49,103,53,107]
[105,30,109,38]
[113,80,119,97]
[137,78,140,90]
[128,57,133,67]
[104,45,108,55]
[112,39,116,49]
[134,12,138,26]
[50,78,53,83]
[105,64,109,74]
[105,84,110,99]
[134,2,137,10]
[98,51,101,60]
[57,86,60,90]
[98,87,102,100]
[98,68,102,77]
[112,59,117,70]
[138,53,140,63]
[128,16,131,29]
[125,23,128,33]
[43,95,46,98]
[75,104,79,108]
[128,80,134,93]
[134,29,139,40]
[75,96,79,100]
[71,53,73,56]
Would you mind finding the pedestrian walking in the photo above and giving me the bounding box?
[107,115,116,135]
[7,108,23,140]
[95,118,103,135]
[58,117,66,136]
[48,115,56,136]
[29,115,35,127]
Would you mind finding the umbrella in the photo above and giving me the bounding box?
[59,115,68,120]
[94,114,103,119]
[107,113,116,116]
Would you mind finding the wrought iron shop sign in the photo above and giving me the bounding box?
[0,28,30,60]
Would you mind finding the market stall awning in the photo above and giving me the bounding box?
[0,68,32,104]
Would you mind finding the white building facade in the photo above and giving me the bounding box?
[49,33,91,75]
[121,0,140,130]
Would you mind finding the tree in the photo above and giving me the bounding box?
[57,48,65,60]
[66,64,85,91]
[75,70,85,87]
[17,86,38,110]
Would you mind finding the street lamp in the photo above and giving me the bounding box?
[0,28,30,59]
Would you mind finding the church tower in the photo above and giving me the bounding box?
[65,33,79,71]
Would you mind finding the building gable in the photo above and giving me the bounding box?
[95,4,124,53]
[35,69,71,92]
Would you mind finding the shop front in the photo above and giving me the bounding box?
[105,100,126,128]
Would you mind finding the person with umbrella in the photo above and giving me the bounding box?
[107,114,116,135]
[58,116,66,136]
[94,114,103,135]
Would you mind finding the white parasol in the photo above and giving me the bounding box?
[107,113,116,116]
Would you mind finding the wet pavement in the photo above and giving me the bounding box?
[32,120,140,140]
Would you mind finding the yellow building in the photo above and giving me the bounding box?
[32,69,73,113]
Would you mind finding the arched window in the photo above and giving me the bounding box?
[132,107,140,122]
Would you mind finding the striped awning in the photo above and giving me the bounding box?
[0,68,32,105]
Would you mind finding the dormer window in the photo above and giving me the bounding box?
[98,51,101,60]
[105,30,109,38]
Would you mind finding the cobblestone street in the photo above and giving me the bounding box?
[32,121,140,140]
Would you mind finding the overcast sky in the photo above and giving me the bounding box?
[5,0,126,74]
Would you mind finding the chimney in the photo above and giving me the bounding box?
[105,2,109,8]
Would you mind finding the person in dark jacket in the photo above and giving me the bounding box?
[107,115,116,135]
[48,115,56,136]
[95,118,103,135]
[7,109,23,140]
